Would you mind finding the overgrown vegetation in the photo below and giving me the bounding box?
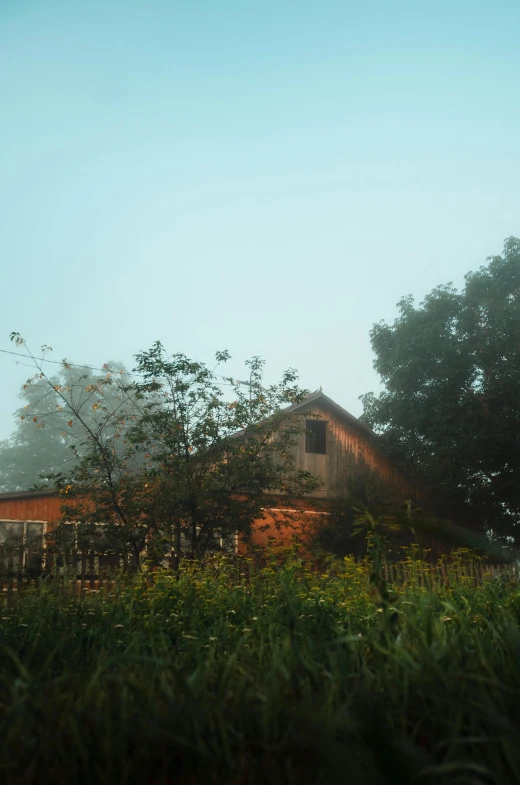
[1,547,520,785]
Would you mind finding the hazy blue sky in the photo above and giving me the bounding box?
[1,0,519,442]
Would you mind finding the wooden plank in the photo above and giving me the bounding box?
[80,552,86,591]
[17,546,24,593]
[7,550,14,598]
[89,551,95,590]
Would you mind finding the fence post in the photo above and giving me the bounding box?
[72,549,78,587]
[80,551,86,591]
[89,551,95,590]
[17,522,26,593]
[7,549,14,598]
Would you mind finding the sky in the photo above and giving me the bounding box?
[0,0,519,442]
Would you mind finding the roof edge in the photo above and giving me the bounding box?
[287,391,376,439]
[0,488,57,501]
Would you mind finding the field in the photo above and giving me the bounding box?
[1,549,520,785]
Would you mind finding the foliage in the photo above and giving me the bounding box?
[8,336,321,567]
[360,236,520,543]
[0,354,131,493]
[1,552,520,784]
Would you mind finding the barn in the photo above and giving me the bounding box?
[0,391,407,570]
[238,389,406,549]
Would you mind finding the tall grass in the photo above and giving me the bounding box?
[1,550,520,784]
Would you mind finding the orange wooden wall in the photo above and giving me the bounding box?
[0,494,62,522]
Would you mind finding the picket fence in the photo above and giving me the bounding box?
[1,539,519,595]
[0,547,125,594]
[381,558,519,589]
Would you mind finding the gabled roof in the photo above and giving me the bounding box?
[229,390,376,441]
[0,393,376,499]
[284,390,376,440]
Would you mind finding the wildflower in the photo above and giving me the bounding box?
[114,624,124,629]
[209,636,217,641]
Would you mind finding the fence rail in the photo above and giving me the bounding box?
[382,558,519,588]
[0,547,127,593]
[1,542,519,596]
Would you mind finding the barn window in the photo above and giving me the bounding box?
[305,420,327,454]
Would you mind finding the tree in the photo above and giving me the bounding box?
[121,343,320,564]
[360,237,520,543]
[0,351,131,492]
[11,335,321,568]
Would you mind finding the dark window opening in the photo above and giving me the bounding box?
[306,420,327,454]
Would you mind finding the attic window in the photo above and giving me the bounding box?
[305,420,327,454]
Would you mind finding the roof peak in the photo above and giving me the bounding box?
[290,390,375,439]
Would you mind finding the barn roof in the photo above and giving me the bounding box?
[229,390,376,441]
[0,392,376,500]
[0,488,56,501]
[284,390,376,440]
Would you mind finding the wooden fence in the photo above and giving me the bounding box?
[0,547,125,594]
[1,549,518,597]
[382,558,519,588]
[1,518,519,595]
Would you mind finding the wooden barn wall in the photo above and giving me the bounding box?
[0,494,62,522]
[292,407,406,498]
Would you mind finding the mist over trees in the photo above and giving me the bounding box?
[0,358,132,492]
[361,237,520,544]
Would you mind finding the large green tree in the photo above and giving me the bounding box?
[360,237,520,542]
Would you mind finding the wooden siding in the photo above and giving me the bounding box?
[0,493,62,523]
[292,405,406,498]
[241,505,330,552]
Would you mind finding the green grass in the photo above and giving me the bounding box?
[1,552,520,784]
